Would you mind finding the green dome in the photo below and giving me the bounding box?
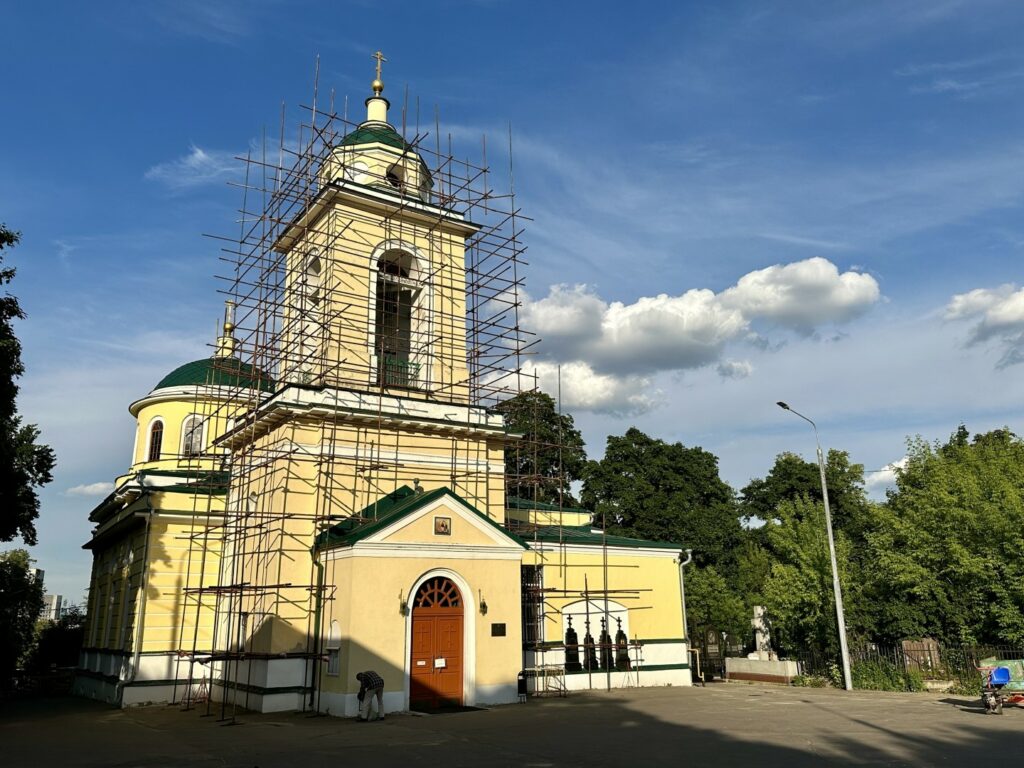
[155,356,274,393]
[339,124,413,152]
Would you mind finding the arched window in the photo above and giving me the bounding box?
[180,415,205,458]
[147,420,163,462]
[375,250,418,388]
[414,577,462,609]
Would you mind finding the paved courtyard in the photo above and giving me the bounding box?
[4,683,1022,767]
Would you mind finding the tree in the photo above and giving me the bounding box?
[581,428,741,566]
[740,450,873,540]
[26,604,86,673]
[866,427,1024,645]
[687,565,749,652]
[0,224,56,545]
[0,549,44,686]
[495,390,587,505]
[760,497,861,658]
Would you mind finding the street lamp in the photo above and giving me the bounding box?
[776,401,853,691]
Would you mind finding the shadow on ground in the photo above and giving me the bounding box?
[4,684,1024,767]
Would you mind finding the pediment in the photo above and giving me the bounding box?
[363,493,524,550]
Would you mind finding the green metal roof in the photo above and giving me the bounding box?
[337,124,433,183]
[507,496,590,516]
[155,356,274,393]
[315,485,528,552]
[339,124,414,152]
[526,525,683,551]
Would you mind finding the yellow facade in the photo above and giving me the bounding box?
[76,64,691,711]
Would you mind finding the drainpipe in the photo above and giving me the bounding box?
[121,496,154,696]
[677,548,693,668]
[308,556,325,711]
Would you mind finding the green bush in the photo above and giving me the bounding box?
[852,658,925,692]
[792,674,828,688]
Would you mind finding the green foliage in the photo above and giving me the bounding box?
[26,605,86,672]
[791,674,828,688]
[851,658,925,692]
[866,427,1024,645]
[686,565,749,644]
[0,225,56,545]
[0,549,44,686]
[582,428,741,565]
[760,497,857,659]
[495,390,587,505]
[740,450,872,539]
[732,538,774,607]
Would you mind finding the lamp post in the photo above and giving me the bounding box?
[776,401,853,691]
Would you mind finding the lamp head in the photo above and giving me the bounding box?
[776,401,790,410]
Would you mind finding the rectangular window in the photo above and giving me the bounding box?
[326,649,340,676]
[521,565,543,645]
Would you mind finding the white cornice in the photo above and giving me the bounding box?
[129,385,265,417]
[216,385,506,450]
[273,181,481,253]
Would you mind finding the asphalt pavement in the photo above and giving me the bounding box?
[4,682,1020,766]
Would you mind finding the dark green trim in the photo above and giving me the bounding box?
[639,638,688,645]
[637,663,690,671]
[125,678,184,688]
[563,663,689,676]
[316,485,528,551]
[527,525,683,551]
[524,638,686,651]
[214,679,311,697]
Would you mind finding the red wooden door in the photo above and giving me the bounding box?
[409,577,464,710]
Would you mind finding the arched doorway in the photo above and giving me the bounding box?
[410,576,464,710]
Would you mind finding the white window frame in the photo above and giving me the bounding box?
[180,414,206,458]
[325,619,341,676]
[145,417,164,463]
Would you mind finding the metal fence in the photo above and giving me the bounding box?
[789,642,1024,690]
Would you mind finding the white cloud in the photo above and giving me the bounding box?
[717,359,754,379]
[145,145,238,191]
[864,457,908,494]
[945,283,1024,367]
[522,258,880,411]
[66,482,114,497]
[720,257,881,333]
[531,362,656,416]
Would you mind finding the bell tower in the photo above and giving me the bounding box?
[276,53,475,400]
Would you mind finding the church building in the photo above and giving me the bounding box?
[75,56,691,714]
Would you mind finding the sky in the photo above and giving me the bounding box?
[2,0,1023,601]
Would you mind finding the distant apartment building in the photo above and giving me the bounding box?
[41,594,64,622]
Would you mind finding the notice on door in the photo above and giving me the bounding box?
[434,658,447,668]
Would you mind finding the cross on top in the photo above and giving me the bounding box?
[372,50,387,82]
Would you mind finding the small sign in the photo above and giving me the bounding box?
[434,658,447,668]
[434,516,451,536]
[416,660,427,666]
[491,623,507,637]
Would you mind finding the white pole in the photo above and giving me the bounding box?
[777,402,853,691]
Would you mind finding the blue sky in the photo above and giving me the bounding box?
[3,0,1024,600]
